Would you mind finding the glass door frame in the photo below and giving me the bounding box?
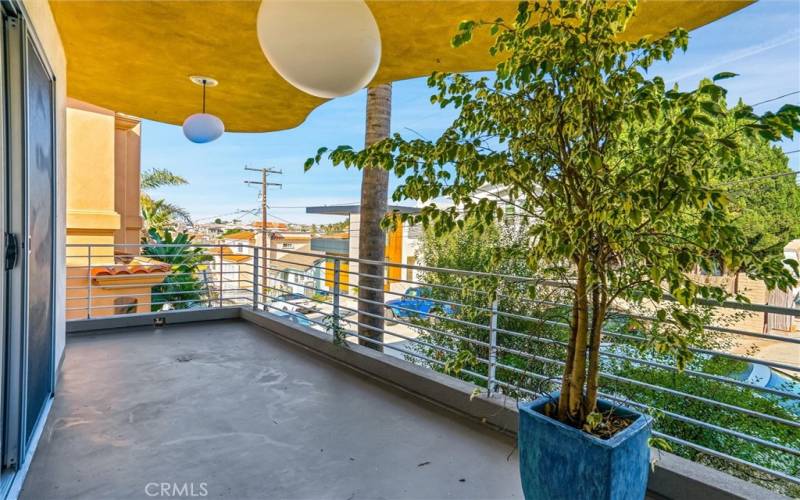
[1,0,57,478]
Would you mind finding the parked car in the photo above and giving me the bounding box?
[270,309,315,329]
[385,287,454,322]
[270,293,317,315]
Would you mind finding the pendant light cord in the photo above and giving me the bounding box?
[202,81,207,114]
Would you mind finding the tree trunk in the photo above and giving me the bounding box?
[358,83,392,351]
[585,284,606,413]
[567,255,590,421]
[557,292,580,420]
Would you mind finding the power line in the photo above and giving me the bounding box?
[194,209,258,222]
[751,91,800,107]
[722,170,800,186]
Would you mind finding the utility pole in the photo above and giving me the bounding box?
[244,166,282,301]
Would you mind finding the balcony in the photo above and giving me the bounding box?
[21,316,524,499]
[21,242,797,499]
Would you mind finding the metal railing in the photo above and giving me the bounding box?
[66,242,800,490]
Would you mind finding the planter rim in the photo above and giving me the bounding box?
[518,391,652,449]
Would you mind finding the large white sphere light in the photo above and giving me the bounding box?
[182,113,225,144]
[256,0,382,98]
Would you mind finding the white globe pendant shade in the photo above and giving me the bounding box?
[182,113,225,144]
[256,0,382,99]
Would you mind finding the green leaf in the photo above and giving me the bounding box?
[712,72,738,81]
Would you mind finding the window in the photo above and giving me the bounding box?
[114,297,138,315]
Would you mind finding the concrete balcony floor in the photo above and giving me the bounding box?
[21,319,523,499]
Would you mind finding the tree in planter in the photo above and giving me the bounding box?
[413,216,800,494]
[142,228,213,311]
[308,0,799,430]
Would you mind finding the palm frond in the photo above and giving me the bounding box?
[141,168,188,190]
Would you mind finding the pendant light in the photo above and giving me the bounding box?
[256,0,381,99]
[182,76,225,143]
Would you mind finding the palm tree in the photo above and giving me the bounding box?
[140,168,192,232]
[357,83,391,351]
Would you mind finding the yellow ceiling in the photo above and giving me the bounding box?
[50,1,751,133]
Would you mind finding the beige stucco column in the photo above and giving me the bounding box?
[65,98,120,267]
[114,114,143,251]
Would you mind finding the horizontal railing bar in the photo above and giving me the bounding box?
[252,246,562,285]
[652,431,800,486]
[339,325,490,382]
[77,276,255,289]
[492,309,800,375]
[495,325,800,400]
[321,287,494,335]
[495,341,800,432]
[67,243,231,248]
[66,296,252,313]
[85,287,251,302]
[259,281,492,351]
[66,277,254,292]
[494,328,800,428]
[258,301,333,331]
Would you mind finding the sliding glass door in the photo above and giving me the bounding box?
[23,35,55,444]
[0,4,56,479]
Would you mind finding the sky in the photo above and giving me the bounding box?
[141,0,800,226]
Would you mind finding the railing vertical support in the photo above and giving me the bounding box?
[252,247,260,310]
[332,258,341,341]
[87,245,93,319]
[488,291,499,395]
[218,246,224,308]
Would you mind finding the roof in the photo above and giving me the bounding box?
[273,251,326,272]
[90,255,170,285]
[271,232,312,241]
[223,231,256,241]
[252,221,288,229]
[50,2,750,132]
[321,232,349,239]
[221,247,252,263]
[307,205,421,216]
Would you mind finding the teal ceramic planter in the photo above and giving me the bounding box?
[518,391,652,500]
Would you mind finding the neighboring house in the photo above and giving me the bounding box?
[220,230,256,256]
[256,230,326,296]
[689,239,800,335]
[65,99,166,319]
[206,246,254,306]
[310,232,351,293]
[306,205,422,291]
[214,228,327,298]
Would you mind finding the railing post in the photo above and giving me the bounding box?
[488,291,499,395]
[218,246,224,308]
[87,245,93,320]
[332,258,341,341]
[252,247,260,310]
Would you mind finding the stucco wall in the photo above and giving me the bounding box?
[22,0,68,370]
